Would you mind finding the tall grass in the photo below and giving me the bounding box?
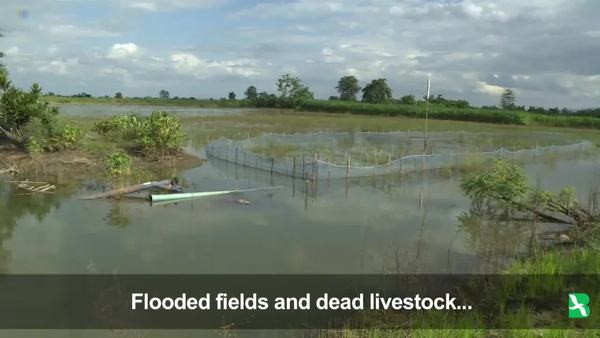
[299,100,600,130]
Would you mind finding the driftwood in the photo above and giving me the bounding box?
[79,179,182,200]
[11,180,56,194]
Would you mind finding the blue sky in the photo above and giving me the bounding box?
[1,0,599,108]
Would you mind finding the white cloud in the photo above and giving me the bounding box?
[476,81,505,96]
[5,47,20,56]
[122,0,220,11]
[107,43,142,59]
[128,2,157,11]
[463,2,483,18]
[46,25,119,38]
[170,52,260,78]
[37,58,79,75]
[321,47,345,63]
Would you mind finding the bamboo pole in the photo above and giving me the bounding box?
[292,156,297,178]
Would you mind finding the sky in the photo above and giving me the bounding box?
[0,0,599,108]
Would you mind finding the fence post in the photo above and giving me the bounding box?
[346,154,351,178]
[314,153,319,181]
[292,156,297,178]
[235,147,238,163]
[270,157,274,176]
[302,156,306,180]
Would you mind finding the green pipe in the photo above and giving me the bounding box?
[149,186,284,202]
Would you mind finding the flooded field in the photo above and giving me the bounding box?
[56,103,256,118]
[1,105,599,274]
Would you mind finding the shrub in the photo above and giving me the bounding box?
[105,152,132,177]
[23,117,82,153]
[93,111,185,155]
[138,111,185,155]
[0,69,81,151]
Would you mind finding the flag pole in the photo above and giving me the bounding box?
[424,75,431,153]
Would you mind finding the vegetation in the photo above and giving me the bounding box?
[276,73,314,108]
[299,100,526,125]
[501,89,517,109]
[228,91,236,100]
[399,94,416,105]
[105,152,132,177]
[462,159,597,229]
[244,86,257,100]
[159,89,169,99]
[42,95,256,108]
[115,92,123,99]
[92,111,185,155]
[361,78,392,104]
[299,99,600,129]
[0,69,82,152]
[336,75,361,101]
[254,92,279,108]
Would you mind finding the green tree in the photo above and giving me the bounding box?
[361,78,392,104]
[115,92,123,99]
[244,86,258,100]
[335,75,361,101]
[255,92,278,107]
[399,94,416,105]
[276,74,314,108]
[228,91,236,100]
[159,89,170,99]
[500,89,516,109]
[462,159,596,228]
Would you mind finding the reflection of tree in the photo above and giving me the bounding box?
[104,203,130,228]
[0,182,74,273]
[457,203,532,273]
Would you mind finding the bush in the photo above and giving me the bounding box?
[105,152,131,177]
[0,69,81,151]
[23,117,82,153]
[93,111,185,155]
[138,111,185,154]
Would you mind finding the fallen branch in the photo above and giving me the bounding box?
[79,179,182,200]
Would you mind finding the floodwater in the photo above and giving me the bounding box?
[57,103,253,117]
[0,147,598,274]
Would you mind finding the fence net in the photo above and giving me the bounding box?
[206,132,593,180]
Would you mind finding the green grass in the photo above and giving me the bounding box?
[41,95,253,108]
[507,246,600,274]
[181,110,600,151]
[299,100,600,130]
[45,96,600,130]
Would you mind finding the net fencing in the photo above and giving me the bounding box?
[206,132,593,180]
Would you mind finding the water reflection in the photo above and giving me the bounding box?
[0,152,597,274]
[104,203,131,228]
[0,179,75,272]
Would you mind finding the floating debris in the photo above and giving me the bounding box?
[79,178,182,200]
[9,180,56,194]
[237,198,252,205]
[150,186,284,203]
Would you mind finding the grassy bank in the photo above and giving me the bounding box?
[299,100,600,129]
[44,96,600,130]
[42,95,253,108]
